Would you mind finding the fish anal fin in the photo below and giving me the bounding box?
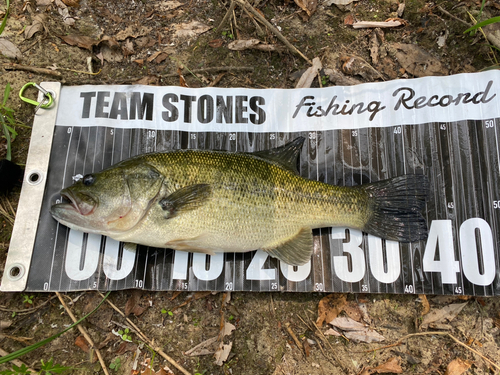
[263,227,313,266]
[159,184,212,219]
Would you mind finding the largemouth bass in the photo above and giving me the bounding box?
[50,137,428,266]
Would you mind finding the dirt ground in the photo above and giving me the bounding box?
[1,0,500,374]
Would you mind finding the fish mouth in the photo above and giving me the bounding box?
[54,189,97,216]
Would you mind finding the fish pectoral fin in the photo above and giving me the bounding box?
[159,184,212,219]
[263,228,313,266]
[166,235,216,255]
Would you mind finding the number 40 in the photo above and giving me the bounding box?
[423,219,495,285]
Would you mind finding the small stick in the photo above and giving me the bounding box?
[161,66,253,78]
[0,295,58,315]
[436,5,471,27]
[0,347,37,373]
[3,63,62,77]
[311,320,350,372]
[284,323,303,351]
[234,0,312,64]
[217,0,236,30]
[98,292,191,375]
[368,331,500,371]
[56,292,110,375]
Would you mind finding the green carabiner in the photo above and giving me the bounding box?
[19,82,54,109]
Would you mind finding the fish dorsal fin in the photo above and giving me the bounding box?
[159,184,212,219]
[252,137,305,174]
[263,227,313,266]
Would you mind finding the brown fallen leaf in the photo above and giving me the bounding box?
[133,75,160,85]
[344,14,355,25]
[340,55,382,81]
[214,342,233,366]
[115,25,153,41]
[147,51,169,64]
[115,341,138,355]
[228,39,280,52]
[61,0,79,6]
[125,290,146,317]
[390,43,448,77]
[359,357,403,374]
[209,39,224,48]
[0,39,22,59]
[172,21,211,39]
[419,294,430,315]
[25,14,47,39]
[330,316,385,343]
[316,294,347,326]
[296,57,322,88]
[343,301,363,322]
[444,358,472,375]
[58,34,98,50]
[294,0,317,20]
[421,302,468,330]
[74,335,90,353]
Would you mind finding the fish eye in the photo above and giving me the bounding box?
[83,174,95,186]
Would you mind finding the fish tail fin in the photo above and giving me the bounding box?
[361,175,429,242]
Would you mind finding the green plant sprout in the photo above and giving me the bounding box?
[117,328,132,342]
[21,295,34,305]
[0,0,10,36]
[109,357,121,372]
[0,358,73,375]
[0,83,19,161]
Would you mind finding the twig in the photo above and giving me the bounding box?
[0,295,58,315]
[368,331,500,372]
[217,0,236,30]
[311,320,350,372]
[161,66,253,78]
[3,63,62,77]
[0,347,37,373]
[436,5,471,27]
[98,292,191,375]
[56,292,110,375]
[234,0,312,64]
[284,323,303,352]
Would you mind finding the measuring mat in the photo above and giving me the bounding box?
[2,71,500,295]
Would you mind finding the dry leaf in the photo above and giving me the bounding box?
[444,358,472,375]
[172,21,211,39]
[133,76,160,85]
[227,39,279,52]
[74,336,90,353]
[58,34,97,50]
[294,0,317,19]
[58,6,76,26]
[344,14,354,25]
[390,43,448,77]
[214,342,233,366]
[421,302,467,329]
[360,357,403,374]
[122,39,135,57]
[25,14,46,39]
[115,341,138,355]
[295,57,322,88]
[343,301,363,322]
[330,316,385,343]
[340,55,382,81]
[0,39,22,59]
[155,1,183,11]
[61,0,79,6]
[125,290,146,317]
[115,26,153,41]
[419,294,430,315]
[209,39,224,48]
[325,0,357,5]
[324,328,341,336]
[316,294,347,326]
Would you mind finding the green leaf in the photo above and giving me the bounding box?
[2,83,11,106]
[0,0,10,36]
[464,16,500,33]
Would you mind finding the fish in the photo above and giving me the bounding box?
[50,137,428,266]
